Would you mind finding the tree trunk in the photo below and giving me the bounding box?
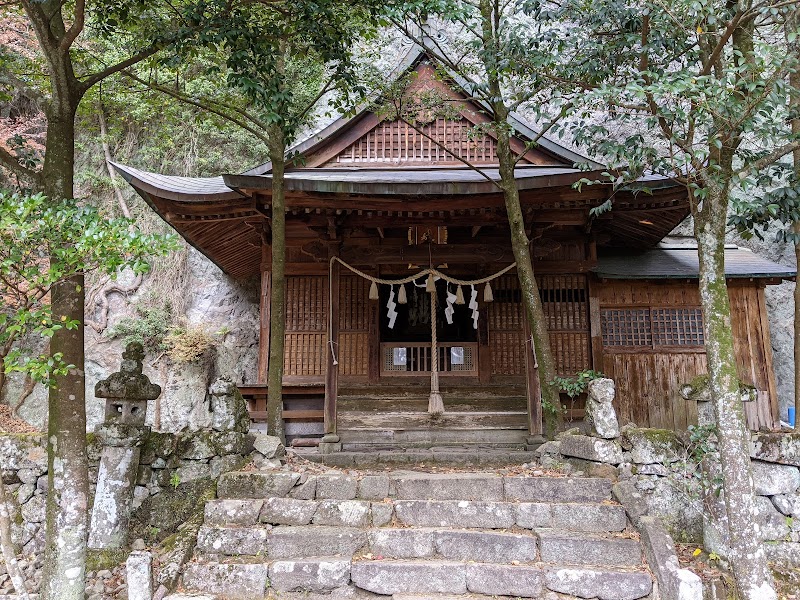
[266,122,287,442]
[789,9,800,427]
[39,108,90,600]
[0,476,30,599]
[495,130,560,435]
[98,107,132,218]
[694,184,776,599]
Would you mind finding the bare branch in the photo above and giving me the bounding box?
[80,44,163,91]
[736,139,800,176]
[0,145,41,186]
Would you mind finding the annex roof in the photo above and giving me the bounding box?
[595,245,796,280]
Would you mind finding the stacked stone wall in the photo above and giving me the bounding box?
[0,427,252,557]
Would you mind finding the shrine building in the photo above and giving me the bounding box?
[114,45,794,447]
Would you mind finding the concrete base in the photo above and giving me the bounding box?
[318,442,343,454]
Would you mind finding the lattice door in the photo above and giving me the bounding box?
[283,276,327,376]
[338,276,370,376]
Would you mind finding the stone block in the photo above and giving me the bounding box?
[260,497,318,526]
[393,500,515,529]
[538,531,642,567]
[535,441,561,456]
[515,502,552,529]
[217,471,300,498]
[350,560,466,595]
[764,541,800,566]
[289,475,317,500]
[751,461,800,496]
[434,529,538,563]
[358,475,390,500]
[204,499,263,526]
[252,434,285,459]
[371,502,393,527]
[0,434,46,472]
[755,496,791,541]
[316,474,358,499]
[174,461,213,483]
[181,562,268,599]
[750,432,800,467]
[551,503,628,533]
[639,516,702,600]
[367,528,435,558]
[195,525,269,555]
[619,427,681,464]
[126,551,153,600]
[772,493,800,516]
[612,481,649,528]
[88,445,140,549]
[313,500,371,527]
[20,493,45,523]
[269,558,351,592]
[504,476,611,503]
[544,567,652,600]
[209,377,250,433]
[585,378,620,439]
[466,563,544,597]
[557,434,624,464]
[393,473,504,501]
[266,526,366,559]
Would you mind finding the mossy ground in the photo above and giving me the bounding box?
[127,477,217,546]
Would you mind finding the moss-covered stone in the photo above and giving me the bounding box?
[620,426,682,464]
[140,431,178,464]
[86,548,128,572]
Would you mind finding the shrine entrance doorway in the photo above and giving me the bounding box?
[378,278,479,379]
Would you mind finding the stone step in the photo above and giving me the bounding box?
[338,411,529,430]
[196,521,632,562]
[308,448,533,467]
[537,529,644,567]
[182,558,653,600]
[337,428,529,446]
[204,496,626,534]
[216,471,612,504]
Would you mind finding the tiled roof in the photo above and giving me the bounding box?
[595,246,795,279]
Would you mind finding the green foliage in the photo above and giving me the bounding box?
[0,192,178,383]
[169,472,181,490]
[550,369,605,399]
[686,424,718,463]
[108,301,173,354]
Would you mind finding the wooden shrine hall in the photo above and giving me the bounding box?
[115,46,795,446]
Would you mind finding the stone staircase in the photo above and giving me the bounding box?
[178,470,654,599]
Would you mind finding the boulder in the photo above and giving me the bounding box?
[252,433,285,459]
[585,378,620,439]
[755,496,791,541]
[772,493,800,517]
[620,427,681,464]
[751,461,800,496]
[559,434,623,465]
[750,433,800,467]
[209,377,251,433]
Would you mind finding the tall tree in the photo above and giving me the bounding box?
[0,1,372,596]
[561,0,800,595]
[386,3,599,434]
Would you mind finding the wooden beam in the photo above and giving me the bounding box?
[325,243,340,434]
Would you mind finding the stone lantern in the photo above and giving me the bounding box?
[96,341,161,426]
[88,342,161,550]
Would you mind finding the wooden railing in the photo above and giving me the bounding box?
[380,342,478,377]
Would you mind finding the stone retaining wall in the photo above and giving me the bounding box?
[539,426,800,564]
[0,427,253,556]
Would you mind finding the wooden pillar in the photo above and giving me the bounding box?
[324,246,340,434]
[477,298,492,383]
[257,245,272,385]
[588,277,603,373]
[367,268,380,383]
[523,312,543,436]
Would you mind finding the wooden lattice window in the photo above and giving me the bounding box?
[652,308,704,346]
[601,309,652,347]
[601,307,704,349]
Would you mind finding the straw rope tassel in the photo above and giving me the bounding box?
[428,287,444,415]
